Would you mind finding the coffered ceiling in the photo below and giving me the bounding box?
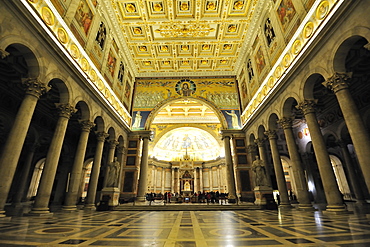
[107,0,266,77]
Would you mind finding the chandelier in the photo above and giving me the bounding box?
[155,23,215,38]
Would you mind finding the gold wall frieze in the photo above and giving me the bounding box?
[240,0,344,127]
[24,0,131,126]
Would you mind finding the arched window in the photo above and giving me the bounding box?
[81,160,93,199]
[27,158,45,199]
[330,155,351,200]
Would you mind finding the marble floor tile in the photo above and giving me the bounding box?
[0,202,369,246]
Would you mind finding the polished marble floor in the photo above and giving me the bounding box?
[0,203,369,246]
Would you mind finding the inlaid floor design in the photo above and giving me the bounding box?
[0,204,369,246]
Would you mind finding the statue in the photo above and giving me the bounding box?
[106,157,120,187]
[252,156,268,187]
[225,110,239,129]
[132,111,142,129]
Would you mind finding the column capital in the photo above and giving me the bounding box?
[265,130,277,140]
[278,117,293,129]
[79,120,95,132]
[56,103,77,119]
[96,132,109,142]
[117,144,125,155]
[22,78,51,98]
[0,49,10,59]
[108,139,119,149]
[254,138,265,147]
[297,100,318,115]
[323,72,352,93]
[247,144,257,153]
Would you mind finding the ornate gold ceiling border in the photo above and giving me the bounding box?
[240,0,344,127]
[109,0,259,77]
[22,0,131,127]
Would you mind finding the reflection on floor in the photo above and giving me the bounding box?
[0,203,369,246]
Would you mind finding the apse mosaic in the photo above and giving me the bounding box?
[152,127,223,161]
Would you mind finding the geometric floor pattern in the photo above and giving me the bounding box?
[0,203,369,246]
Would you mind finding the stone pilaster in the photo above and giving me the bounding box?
[297,100,346,212]
[116,144,125,190]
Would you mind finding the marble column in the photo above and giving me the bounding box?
[171,168,175,193]
[278,118,313,209]
[136,135,150,202]
[194,168,197,193]
[0,78,49,216]
[11,143,39,207]
[153,166,157,192]
[265,130,291,208]
[337,140,365,204]
[103,140,119,188]
[199,168,203,192]
[217,166,221,192]
[323,72,370,192]
[297,100,346,212]
[222,134,237,202]
[29,103,76,215]
[63,120,95,211]
[176,168,180,193]
[161,168,165,193]
[84,132,109,210]
[116,144,125,190]
[209,167,213,191]
[254,138,272,187]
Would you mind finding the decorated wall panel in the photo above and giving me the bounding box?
[133,77,240,130]
[26,0,134,125]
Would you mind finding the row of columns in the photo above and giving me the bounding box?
[0,77,128,216]
[248,72,370,212]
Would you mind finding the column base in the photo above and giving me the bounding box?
[278,203,293,209]
[27,207,52,216]
[324,205,351,214]
[5,204,25,216]
[135,196,146,203]
[0,210,7,218]
[298,204,315,211]
[62,205,77,211]
[83,204,96,210]
[227,195,238,204]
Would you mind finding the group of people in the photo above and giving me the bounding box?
[145,191,229,204]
